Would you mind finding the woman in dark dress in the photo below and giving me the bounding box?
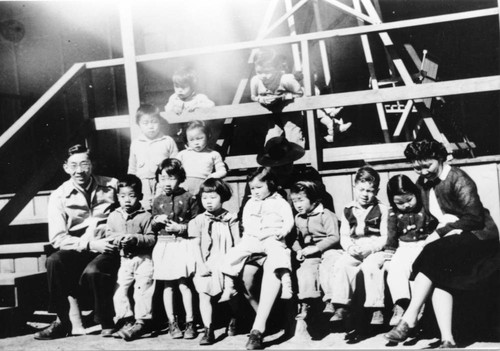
[384,140,499,348]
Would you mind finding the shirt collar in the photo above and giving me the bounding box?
[116,206,145,219]
[137,133,167,142]
[439,163,451,181]
[345,198,379,210]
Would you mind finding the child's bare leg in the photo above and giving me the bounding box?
[178,278,194,323]
[219,274,237,303]
[198,292,212,328]
[162,281,176,323]
[277,268,293,299]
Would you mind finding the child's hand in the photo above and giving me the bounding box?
[154,214,169,224]
[121,235,138,249]
[112,235,126,247]
[347,245,363,260]
[258,95,279,105]
[274,232,286,240]
[165,220,183,234]
[90,237,117,254]
[296,250,305,261]
[197,262,212,277]
[302,246,320,257]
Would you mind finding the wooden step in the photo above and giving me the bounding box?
[0,242,52,274]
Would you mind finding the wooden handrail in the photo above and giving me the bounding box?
[160,75,500,123]
[0,63,86,149]
[86,7,498,69]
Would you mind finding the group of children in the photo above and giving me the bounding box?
[99,50,440,346]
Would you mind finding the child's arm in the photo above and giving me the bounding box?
[133,215,156,248]
[250,76,277,105]
[207,151,227,179]
[165,94,184,115]
[164,136,179,159]
[384,208,399,252]
[165,194,200,236]
[127,141,137,175]
[275,199,295,240]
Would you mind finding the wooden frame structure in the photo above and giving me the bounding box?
[0,1,499,230]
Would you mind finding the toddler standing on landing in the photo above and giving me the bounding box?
[221,167,294,300]
[128,104,178,210]
[176,120,227,195]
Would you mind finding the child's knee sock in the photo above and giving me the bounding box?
[279,270,293,299]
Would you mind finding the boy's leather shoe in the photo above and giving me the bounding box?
[120,322,149,341]
[169,321,183,339]
[183,321,197,339]
[330,306,349,322]
[370,309,384,325]
[199,326,215,345]
[34,321,71,340]
[384,320,411,342]
[246,329,263,350]
[323,301,335,314]
[226,317,237,336]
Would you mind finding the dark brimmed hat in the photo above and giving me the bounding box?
[257,136,305,167]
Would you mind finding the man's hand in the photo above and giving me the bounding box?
[121,235,138,249]
[90,237,116,254]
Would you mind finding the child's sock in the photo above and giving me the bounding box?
[219,275,237,303]
[280,271,293,299]
[336,118,352,133]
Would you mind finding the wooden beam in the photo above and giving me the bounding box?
[225,150,314,170]
[261,0,310,38]
[84,8,497,69]
[0,63,86,149]
[119,2,141,140]
[323,0,376,24]
[285,0,302,71]
[353,0,390,143]
[94,115,130,130]
[323,142,409,163]
[393,100,414,137]
[312,0,331,85]
[161,75,500,123]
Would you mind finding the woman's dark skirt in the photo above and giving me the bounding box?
[411,232,500,291]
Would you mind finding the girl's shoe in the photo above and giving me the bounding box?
[439,340,458,349]
[183,321,197,339]
[384,320,411,342]
[246,329,263,350]
[169,321,183,339]
[199,326,215,345]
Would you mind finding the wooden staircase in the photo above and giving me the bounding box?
[0,242,51,337]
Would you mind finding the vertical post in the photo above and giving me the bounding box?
[285,0,302,71]
[312,0,331,86]
[301,40,318,169]
[119,1,141,140]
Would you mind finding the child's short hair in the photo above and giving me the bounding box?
[247,167,278,194]
[184,120,211,142]
[172,66,197,87]
[135,104,160,125]
[354,166,380,189]
[387,174,422,210]
[404,139,448,163]
[155,158,186,183]
[253,48,278,70]
[117,174,143,195]
[66,144,90,159]
[290,180,321,204]
[200,178,232,202]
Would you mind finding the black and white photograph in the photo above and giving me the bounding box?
[0,0,499,349]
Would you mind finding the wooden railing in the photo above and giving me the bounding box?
[0,5,498,232]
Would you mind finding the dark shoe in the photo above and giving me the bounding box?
[199,326,215,345]
[439,340,458,349]
[227,317,237,336]
[169,321,183,339]
[323,301,335,314]
[384,320,411,342]
[246,329,263,350]
[120,322,149,341]
[183,321,197,339]
[112,319,134,338]
[34,321,71,340]
[370,309,384,325]
[330,306,349,322]
[101,328,117,337]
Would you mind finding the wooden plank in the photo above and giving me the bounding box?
[0,243,50,256]
[94,115,130,130]
[14,258,38,273]
[0,63,86,149]
[393,100,414,137]
[301,40,318,169]
[119,1,141,140]
[161,75,500,123]
[262,0,309,38]
[225,150,313,170]
[79,8,494,68]
[0,259,14,274]
[0,272,45,286]
[323,142,409,163]
[323,0,376,24]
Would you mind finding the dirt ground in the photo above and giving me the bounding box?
[1,319,499,351]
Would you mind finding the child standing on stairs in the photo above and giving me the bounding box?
[176,120,227,195]
[150,158,200,340]
[128,104,178,211]
[290,181,342,322]
[250,48,305,148]
[163,65,215,150]
[189,178,241,345]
